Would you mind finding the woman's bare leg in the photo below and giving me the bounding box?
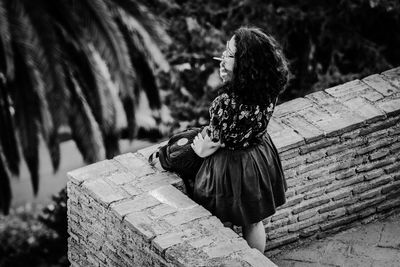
[242,221,266,253]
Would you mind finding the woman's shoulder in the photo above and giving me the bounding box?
[212,92,276,112]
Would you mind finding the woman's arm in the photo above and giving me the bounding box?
[191,93,232,158]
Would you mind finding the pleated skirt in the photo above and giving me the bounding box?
[193,133,287,226]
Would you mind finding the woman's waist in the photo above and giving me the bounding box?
[222,132,270,150]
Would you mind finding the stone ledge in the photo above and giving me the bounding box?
[270,67,400,151]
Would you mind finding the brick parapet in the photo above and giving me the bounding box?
[67,67,400,265]
[263,67,400,251]
[67,152,275,266]
[270,68,400,152]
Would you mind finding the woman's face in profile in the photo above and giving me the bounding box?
[219,36,236,83]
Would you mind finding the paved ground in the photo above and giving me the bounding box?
[270,212,400,267]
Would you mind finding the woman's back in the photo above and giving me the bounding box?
[208,93,276,150]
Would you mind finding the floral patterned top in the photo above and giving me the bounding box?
[207,93,276,150]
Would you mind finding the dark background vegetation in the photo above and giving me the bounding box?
[2,0,400,266]
[150,0,400,129]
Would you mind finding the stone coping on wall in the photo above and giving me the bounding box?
[269,68,400,152]
[67,67,400,266]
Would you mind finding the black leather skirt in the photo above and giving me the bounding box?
[193,133,287,226]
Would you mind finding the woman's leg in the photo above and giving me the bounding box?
[242,221,266,253]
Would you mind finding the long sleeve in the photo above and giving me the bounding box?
[208,93,233,144]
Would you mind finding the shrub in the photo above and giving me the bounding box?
[0,203,68,267]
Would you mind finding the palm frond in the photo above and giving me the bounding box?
[109,0,171,46]
[0,0,169,213]
[57,0,138,141]
[92,53,116,128]
[89,50,123,158]
[43,0,135,119]
[40,0,84,42]
[8,0,60,171]
[121,96,137,140]
[0,144,12,215]
[0,0,14,79]
[22,0,80,172]
[115,7,170,72]
[0,80,19,176]
[115,14,161,109]
[59,32,123,157]
[10,52,40,195]
[69,0,135,97]
[66,71,105,163]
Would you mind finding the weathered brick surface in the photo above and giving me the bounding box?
[342,97,386,122]
[68,68,400,265]
[359,117,398,136]
[269,118,305,152]
[362,74,400,96]
[326,79,382,101]
[318,197,358,214]
[83,178,128,205]
[319,214,360,233]
[281,114,324,142]
[274,97,314,118]
[111,193,161,219]
[292,197,331,214]
[265,233,300,250]
[280,148,300,161]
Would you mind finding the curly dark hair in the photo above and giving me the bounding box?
[224,26,290,105]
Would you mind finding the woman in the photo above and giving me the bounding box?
[191,26,289,253]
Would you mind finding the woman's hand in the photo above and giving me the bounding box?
[191,133,223,158]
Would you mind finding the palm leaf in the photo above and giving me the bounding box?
[10,52,40,195]
[0,144,12,215]
[115,15,161,109]
[0,79,19,176]
[115,7,170,72]
[70,46,122,159]
[8,0,60,171]
[59,32,122,157]
[0,0,169,213]
[42,0,135,121]
[66,71,105,163]
[21,0,78,171]
[89,50,122,158]
[121,96,137,140]
[109,0,171,46]
[56,0,138,141]
[0,0,14,79]
[69,0,135,97]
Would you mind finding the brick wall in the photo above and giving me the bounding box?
[264,67,400,251]
[67,152,275,266]
[67,67,400,266]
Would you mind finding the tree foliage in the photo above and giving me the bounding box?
[148,0,400,128]
[0,206,68,267]
[0,0,170,214]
